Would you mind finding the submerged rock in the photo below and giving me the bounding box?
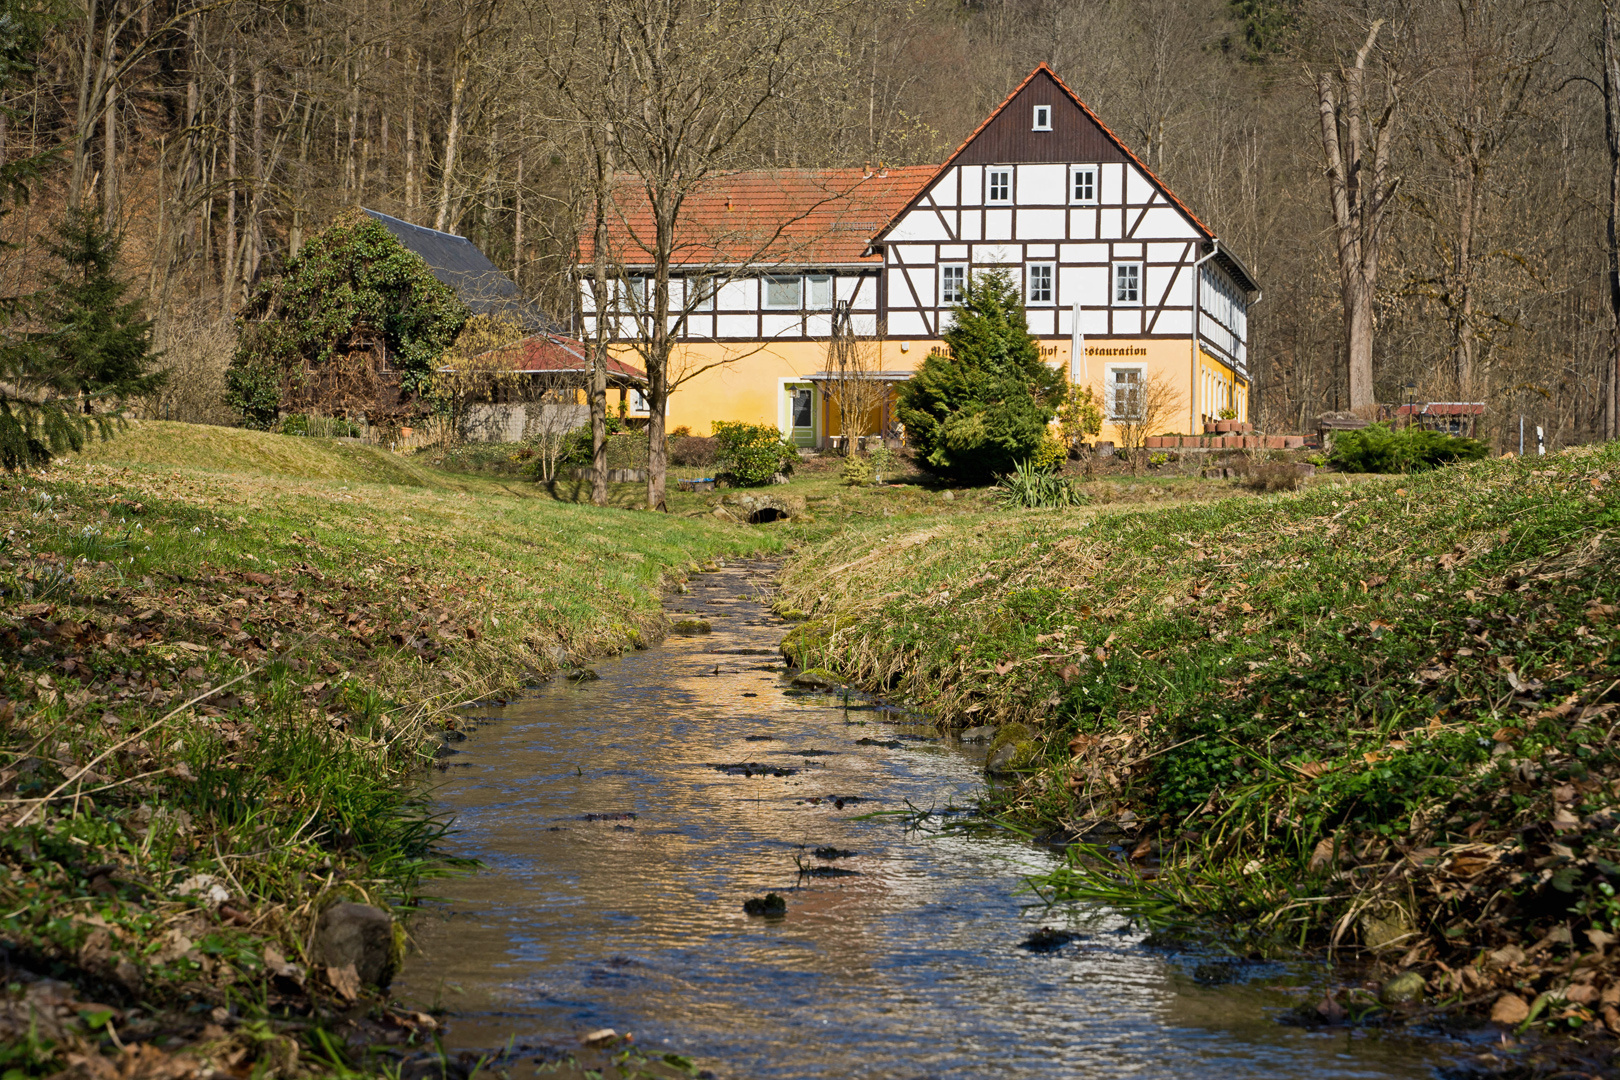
[789,668,841,689]
[812,847,856,860]
[314,902,395,988]
[855,738,905,749]
[568,668,601,682]
[1018,927,1086,953]
[1380,971,1426,1006]
[711,762,798,777]
[958,725,996,742]
[743,893,787,917]
[671,619,712,635]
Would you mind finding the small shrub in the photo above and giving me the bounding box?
[1330,423,1489,474]
[1148,451,1170,468]
[840,454,871,487]
[670,434,717,467]
[1033,434,1068,471]
[712,421,797,486]
[869,445,900,480]
[995,459,1083,508]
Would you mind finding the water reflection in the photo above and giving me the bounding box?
[396,561,1441,1078]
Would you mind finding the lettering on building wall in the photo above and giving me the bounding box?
[1085,346,1148,357]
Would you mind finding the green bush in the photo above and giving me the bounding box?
[896,268,1065,482]
[1330,422,1489,474]
[227,210,469,427]
[712,421,797,486]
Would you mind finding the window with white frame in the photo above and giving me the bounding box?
[763,275,803,310]
[1070,165,1097,205]
[940,264,967,305]
[1032,105,1051,131]
[1113,262,1142,305]
[615,276,648,311]
[986,168,1011,204]
[806,274,834,309]
[1027,263,1054,305]
[685,276,714,311]
[1109,367,1143,420]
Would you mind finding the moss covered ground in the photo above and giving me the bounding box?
[776,444,1620,1057]
[0,421,771,1078]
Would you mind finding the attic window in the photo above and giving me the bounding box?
[1033,105,1051,131]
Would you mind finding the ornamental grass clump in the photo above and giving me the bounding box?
[995,459,1083,508]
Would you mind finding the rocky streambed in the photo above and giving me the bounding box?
[394,560,1451,1078]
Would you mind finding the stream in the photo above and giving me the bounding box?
[395,560,1451,1079]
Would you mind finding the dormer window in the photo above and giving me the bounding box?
[1033,105,1051,131]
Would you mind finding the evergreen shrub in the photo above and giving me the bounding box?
[1330,422,1489,474]
[896,268,1064,482]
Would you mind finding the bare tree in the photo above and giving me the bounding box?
[1313,18,1402,413]
[1604,0,1620,439]
[823,302,886,455]
[1109,370,1183,474]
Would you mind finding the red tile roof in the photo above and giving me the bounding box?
[460,335,647,383]
[580,166,936,268]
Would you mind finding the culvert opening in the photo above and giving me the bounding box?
[748,507,786,524]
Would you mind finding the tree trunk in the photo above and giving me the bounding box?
[102,80,116,220]
[68,0,99,209]
[588,127,613,508]
[223,47,237,315]
[437,14,473,232]
[248,63,264,287]
[1605,2,1620,440]
[405,52,418,217]
[1315,21,1400,414]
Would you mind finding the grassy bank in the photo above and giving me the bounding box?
[0,422,771,1078]
[777,444,1620,1038]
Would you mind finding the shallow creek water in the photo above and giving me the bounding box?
[396,560,1447,1079]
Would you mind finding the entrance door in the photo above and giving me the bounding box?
[787,385,816,447]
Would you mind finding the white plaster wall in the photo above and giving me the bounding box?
[717,314,755,337]
[1114,309,1142,334]
[1140,207,1198,239]
[1027,308,1056,335]
[960,167,981,205]
[961,214,982,241]
[889,211,951,242]
[1100,163,1124,205]
[1148,242,1188,263]
[1026,242,1056,258]
[940,243,968,260]
[1069,211,1096,240]
[719,278,755,309]
[1019,163,1066,204]
[929,175,956,206]
[1126,165,1154,205]
[985,209,1014,240]
[888,310,928,336]
[1016,209,1065,241]
[761,314,800,338]
[896,243,935,265]
[1156,310,1192,336]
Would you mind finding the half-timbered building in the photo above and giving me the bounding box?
[579,64,1259,449]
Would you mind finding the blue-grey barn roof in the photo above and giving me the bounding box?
[363,209,557,331]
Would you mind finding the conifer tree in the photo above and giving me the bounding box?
[896,268,1065,481]
[38,210,164,413]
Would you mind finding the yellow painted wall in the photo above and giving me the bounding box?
[619,335,1243,443]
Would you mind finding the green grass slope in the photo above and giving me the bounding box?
[779,445,1620,1031]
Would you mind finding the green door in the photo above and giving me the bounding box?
[788,385,816,448]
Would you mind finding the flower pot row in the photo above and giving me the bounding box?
[1205,420,1254,434]
[1144,435,1307,450]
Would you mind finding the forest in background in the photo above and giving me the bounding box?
[1,0,1614,451]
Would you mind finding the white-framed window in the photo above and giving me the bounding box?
[1113,262,1142,305]
[1027,263,1054,305]
[986,168,1012,204]
[1070,165,1098,205]
[1108,367,1143,421]
[806,274,834,309]
[940,263,967,305]
[1032,105,1051,131]
[763,274,802,310]
[685,276,714,311]
[615,275,648,311]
